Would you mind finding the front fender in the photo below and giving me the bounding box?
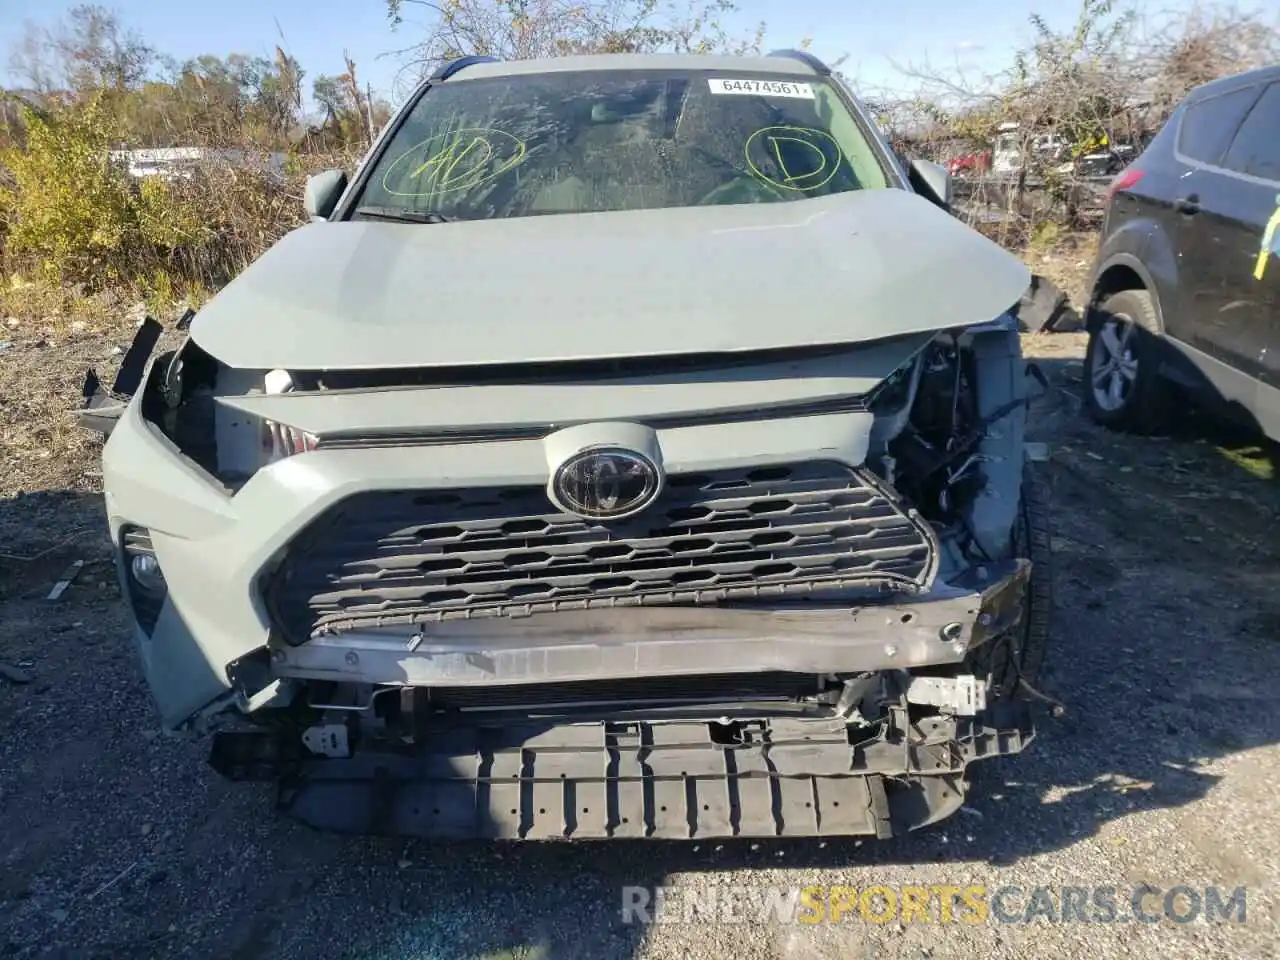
[1089,220,1178,334]
[1089,252,1162,329]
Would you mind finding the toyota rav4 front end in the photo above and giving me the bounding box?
[91,50,1052,841]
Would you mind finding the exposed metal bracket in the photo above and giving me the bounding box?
[904,674,987,717]
[240,678,297,713]
[833,674,879,721]
[302,723,351,758]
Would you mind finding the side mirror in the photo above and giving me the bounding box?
[303,169,348,220]
[904,154,954,211]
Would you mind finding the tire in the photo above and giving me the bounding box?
[968,463,1052,702]
[1083,289,1170,432]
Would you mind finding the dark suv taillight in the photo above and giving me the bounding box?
[1107,168,1145,199]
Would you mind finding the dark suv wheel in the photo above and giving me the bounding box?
[1083,289,1170,432]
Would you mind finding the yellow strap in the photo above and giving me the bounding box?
[1255,201,1280,281]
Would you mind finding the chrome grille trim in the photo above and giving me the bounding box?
[311,396,869,451]
[264,461,938,642]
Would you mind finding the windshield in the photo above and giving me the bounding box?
[352,69,892,220]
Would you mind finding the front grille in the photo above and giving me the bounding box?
[264,461,937,643]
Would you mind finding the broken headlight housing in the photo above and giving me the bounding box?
[140,339,317,488]
[260,369,318,461]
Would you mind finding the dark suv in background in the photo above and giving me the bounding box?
[1085,65,1280,438]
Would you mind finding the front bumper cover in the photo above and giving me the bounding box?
[101,377,888,727]
[211,701,1034,840]
[103,367,1032,726]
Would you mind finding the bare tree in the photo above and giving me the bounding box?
[383,0,765,91]
[871,0,1279,238]
[7,21,56,94]
[51,5,155,92]
[312,54,391,148]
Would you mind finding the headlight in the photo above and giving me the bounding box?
[260,369,318,462]
[140,341,317,484]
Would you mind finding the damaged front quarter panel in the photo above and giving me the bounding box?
[75,316,166,436]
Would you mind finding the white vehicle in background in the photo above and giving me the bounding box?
[107,147,286,181]
[991,123,1074,179]
[991,122,1022,177]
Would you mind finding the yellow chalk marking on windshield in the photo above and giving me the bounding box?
[411,136,494,183]
[1255,197,1280,281]
[769,136,827,183]
[744,125,842,191]
[381,127,527,197]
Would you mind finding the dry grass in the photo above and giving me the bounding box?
[0,336,110,497]
[0,275,176,337]
[1024,229,1099,307]
[1021,329,1090,361]
[0,283,192,500]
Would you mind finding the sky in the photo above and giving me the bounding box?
[0,0,1214,109]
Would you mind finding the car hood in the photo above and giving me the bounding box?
[191,188,1030,371]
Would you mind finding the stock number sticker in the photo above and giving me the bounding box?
[707,78,815,99]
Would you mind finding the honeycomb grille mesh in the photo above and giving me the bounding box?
[264,461,937,641]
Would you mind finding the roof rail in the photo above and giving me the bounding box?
[430,55,499,82]
[766,49,831,76]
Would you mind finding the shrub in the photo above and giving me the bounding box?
[1,94,135,284]
[0,92,309,297]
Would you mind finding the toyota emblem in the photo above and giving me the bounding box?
[551,447,662,520]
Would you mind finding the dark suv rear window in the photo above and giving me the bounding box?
[1222,82,1280,182]
[1177,84,1261,165]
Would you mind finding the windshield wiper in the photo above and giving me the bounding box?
[352,206,450,223]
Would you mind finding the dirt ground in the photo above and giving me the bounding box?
[2,327,1279,959]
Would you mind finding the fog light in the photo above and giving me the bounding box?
[130,553,165,591]
[121,524,166,634]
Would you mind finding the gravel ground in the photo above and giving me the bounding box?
[2,333,1279,959]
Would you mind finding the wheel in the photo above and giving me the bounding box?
[1083,289,1170,432]
[968,464,1052,701]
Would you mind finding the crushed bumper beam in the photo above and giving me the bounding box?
[269,559,1033,688]
[210,701,1034,840]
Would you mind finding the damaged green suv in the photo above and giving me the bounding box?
[90,50,1052,840]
